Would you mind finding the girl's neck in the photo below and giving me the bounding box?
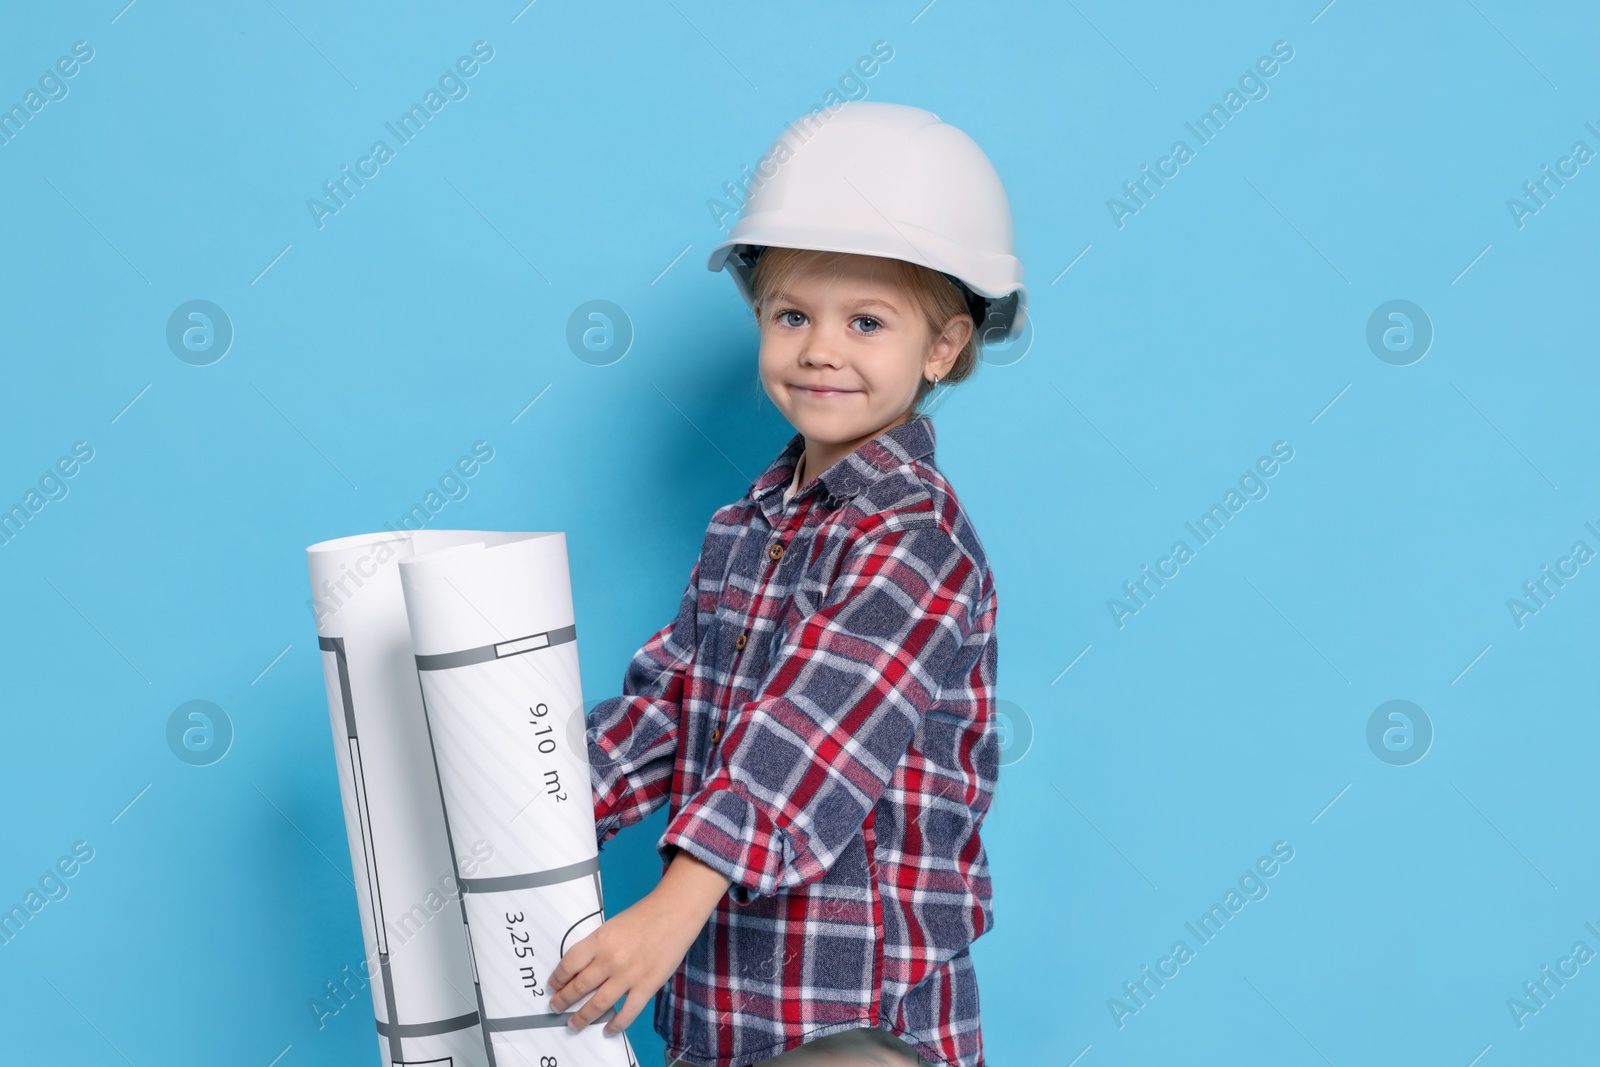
[797,410,917,487]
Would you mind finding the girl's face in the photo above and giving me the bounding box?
[756,253,970,472]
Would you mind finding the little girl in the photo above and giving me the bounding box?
[549,102,1026,1067]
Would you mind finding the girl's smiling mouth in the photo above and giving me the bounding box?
[792,383,859,397]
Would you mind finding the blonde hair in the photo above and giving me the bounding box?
[748,246,982,414]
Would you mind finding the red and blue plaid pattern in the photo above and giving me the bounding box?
[586,415,998,1067]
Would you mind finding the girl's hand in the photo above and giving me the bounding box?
[547,850,732,1035]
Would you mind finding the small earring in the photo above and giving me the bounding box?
[929,374,941,387]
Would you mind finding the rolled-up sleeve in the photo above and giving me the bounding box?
[588,558,700,845]
[659,520,984,902]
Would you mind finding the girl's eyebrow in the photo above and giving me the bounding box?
[771,290,901,314]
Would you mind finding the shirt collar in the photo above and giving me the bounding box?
[750,415,937,521]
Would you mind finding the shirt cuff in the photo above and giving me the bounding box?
[592,807,621,849]
[658,783,797,904]
[587,740,621,846]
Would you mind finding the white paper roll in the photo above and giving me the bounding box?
[308,529,526,1067]
[398,532,635,1067]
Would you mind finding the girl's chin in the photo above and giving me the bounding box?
[786,411,889,438]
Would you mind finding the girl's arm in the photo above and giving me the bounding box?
[661,519,990,900]
[546,847,732,1034]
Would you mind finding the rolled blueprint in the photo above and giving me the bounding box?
[398,532,635,1067]
[307,529,527,1067]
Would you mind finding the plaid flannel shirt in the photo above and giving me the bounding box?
[586,415,999,1067]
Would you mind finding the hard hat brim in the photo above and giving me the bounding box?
[706,227,1028,343]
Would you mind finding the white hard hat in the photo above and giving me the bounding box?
[707,101,1027,342]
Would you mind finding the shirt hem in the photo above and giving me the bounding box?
[663,1018,961,1067]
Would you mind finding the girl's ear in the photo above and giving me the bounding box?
[928,313,973,376]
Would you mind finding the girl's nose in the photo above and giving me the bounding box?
[799,333,843,368]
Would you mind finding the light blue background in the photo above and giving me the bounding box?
[2,1,1596,1064]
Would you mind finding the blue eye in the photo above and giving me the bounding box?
[854,316,882,334]
[776,309,806,328]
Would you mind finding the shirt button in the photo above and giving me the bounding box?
[734,633,747,650]
[768,542,785,561]
[709,727,722,744]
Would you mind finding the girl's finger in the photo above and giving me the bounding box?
[549,957,605,1013]
[567,976,625,1032]
[547,937,597,998]
[604,987,651,1036]
[550,968,601,1014]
